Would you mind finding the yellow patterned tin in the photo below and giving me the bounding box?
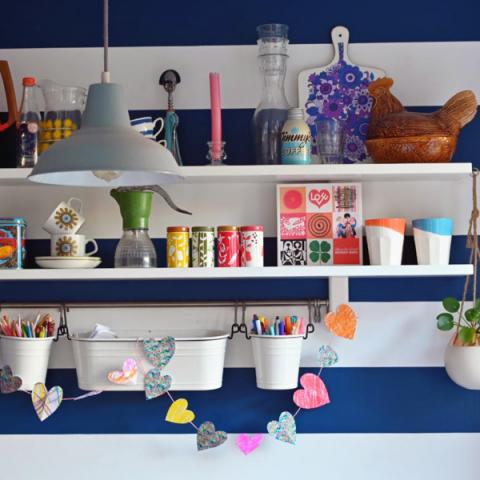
[167,226,190,268]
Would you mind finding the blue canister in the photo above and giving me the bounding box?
[0,218,26,269]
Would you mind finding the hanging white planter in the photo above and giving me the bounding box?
[444,338,480,390]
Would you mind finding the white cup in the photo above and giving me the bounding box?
[51,234,98,257]
[130,116,167,145]
[43,197,84,235]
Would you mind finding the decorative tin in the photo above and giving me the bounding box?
[217,226,240,267]
[240,225,264,267]
[0,218,26,269]
[167,226,190,268]
[192,227,215,268]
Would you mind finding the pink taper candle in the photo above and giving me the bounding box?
[209,72,222,160]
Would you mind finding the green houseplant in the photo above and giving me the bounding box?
[437,297,480,389]
[436,297,480,346]
[435,170,480,389]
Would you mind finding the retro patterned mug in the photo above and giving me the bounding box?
[43,198,84,235]
[130,116,167,146]
[51,234,98,257]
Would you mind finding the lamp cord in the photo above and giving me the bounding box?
[102,0,110,82]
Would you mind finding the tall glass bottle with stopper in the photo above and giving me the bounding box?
[252,24,290,165]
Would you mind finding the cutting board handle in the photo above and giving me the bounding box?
[0,60,18,133]
[331,26,351,64]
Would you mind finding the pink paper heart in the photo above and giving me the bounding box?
[309,189,330,209]
[236,433,263,455]
[107,358,138,385]
[293,373,330,409]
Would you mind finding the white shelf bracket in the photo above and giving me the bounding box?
[328,276,349,312]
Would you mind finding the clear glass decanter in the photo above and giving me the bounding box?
[110,190,158,268]
[252,24,290,165]
[114,228,157,268]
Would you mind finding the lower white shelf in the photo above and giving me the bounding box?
[0,265,472,281]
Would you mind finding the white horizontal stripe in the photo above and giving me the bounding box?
[0,179,471,238]
[1,302,458,369]
[0,434,478,480]
[0,42,479,110]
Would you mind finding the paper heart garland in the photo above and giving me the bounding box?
[166,398,196,424]
[267,411,296,445]
[236,433,263,455]
[309,188,330,209]
[0,365,22,394]
[293,373,330,410]
[144,368,172,400]
[197,421,228,451]
[325,304,357,339]
[31,383,63,422]
[143,337,175,369]
[107,358,138,385]
[318,345,339,367]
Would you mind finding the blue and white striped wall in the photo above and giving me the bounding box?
[1,1,480,479]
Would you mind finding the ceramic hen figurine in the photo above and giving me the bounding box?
[366,77,477,163]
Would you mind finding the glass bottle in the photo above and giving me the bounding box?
[252,24,290,165]
[114,229,157,268]
[110,190,157,268]
[17,77,41,168]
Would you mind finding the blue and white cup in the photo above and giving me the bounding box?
[412,218,453,265]
[130,116,166,145]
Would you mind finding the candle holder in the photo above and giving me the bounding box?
[206,141,227,166]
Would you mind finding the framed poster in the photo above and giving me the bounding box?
[277,183,363,266]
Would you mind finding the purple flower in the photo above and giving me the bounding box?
[319,82,334,95]
[339,64,363,88]
[323,98,343,118]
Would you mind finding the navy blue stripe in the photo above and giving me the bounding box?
[1,1,479,48]
[0,236,471,303]
[1,108,478,168]
[0,368,479,434]
[131,108,480,168]
[24,236,472,268]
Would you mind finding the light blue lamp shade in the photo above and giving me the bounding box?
[28,83,183,187]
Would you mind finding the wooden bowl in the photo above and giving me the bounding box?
[365,135,457,163]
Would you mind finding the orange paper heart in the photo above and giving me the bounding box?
[325,304,357,339]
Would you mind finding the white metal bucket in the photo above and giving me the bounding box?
[0,336,54,390]
[413,228,452,265]
[71,329,229,391]
[365,225,404,265]
[251,335,303,390]
[444,341,480,390]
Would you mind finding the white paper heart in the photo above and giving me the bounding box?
[31,383,63,422]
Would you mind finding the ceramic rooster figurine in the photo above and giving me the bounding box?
[366,77,477,163]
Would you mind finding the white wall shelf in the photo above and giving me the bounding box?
[0,265,472,281]
[0,163,472,186]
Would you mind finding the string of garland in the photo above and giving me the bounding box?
[0,303,358,453]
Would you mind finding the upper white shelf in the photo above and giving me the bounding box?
[0,265,472,281]
[0,163,472,186]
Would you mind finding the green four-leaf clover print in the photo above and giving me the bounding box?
[309,240,331,264]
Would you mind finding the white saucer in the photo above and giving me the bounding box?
[35,256,102,269]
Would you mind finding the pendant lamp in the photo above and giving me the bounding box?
[28,0,182,187]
